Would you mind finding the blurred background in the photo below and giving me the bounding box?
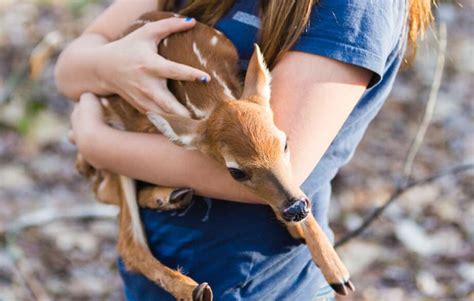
[0,1,472,300]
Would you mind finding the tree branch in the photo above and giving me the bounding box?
[335,163,473,248]
[402,22,447,184]
[335,22,455,248]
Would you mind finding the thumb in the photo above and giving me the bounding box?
[79,92,104,119]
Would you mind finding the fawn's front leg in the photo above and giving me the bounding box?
[293,213,354,296]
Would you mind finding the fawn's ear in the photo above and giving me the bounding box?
[146,112,203,149]
[242,44,271,106]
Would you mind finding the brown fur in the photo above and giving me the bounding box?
[76,11,353,300]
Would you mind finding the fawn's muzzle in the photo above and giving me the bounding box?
[281,198,310,222]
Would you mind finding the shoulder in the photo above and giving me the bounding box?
[293,0,407,86]
[305,0,406,42]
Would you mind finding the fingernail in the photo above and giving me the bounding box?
[199,76,209,83]
[184,17,193,22]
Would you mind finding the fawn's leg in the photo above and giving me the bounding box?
[286,223,306,243]
[138,186,194,210]
[118,176,212,301]
[95,171,122,205]
[295,213,354,296]
[75,154,120,205]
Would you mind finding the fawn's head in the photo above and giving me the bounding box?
[148,45,310,223]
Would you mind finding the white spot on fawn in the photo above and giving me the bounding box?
[184,92,208,119]
[179,134,194,146]
[223,153,240,169]
[210,36,218,46]
[163,38,168,47]
[120,176,146,246]
[192,42,208,67]
[146,112,180,142]
[100,98,109,107]
[212,71,235,100]
[147,112,197,147]
[109,119,125,131]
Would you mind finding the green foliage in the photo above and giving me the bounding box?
[66,0,102,17]
[15,96,46,136]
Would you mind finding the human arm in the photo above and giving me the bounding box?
[54,0,209,114]
[71,52,371,204]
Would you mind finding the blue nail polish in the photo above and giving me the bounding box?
[184,17,193,22]
[199,76,209,83]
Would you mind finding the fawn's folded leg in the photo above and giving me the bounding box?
[138,186,194,210]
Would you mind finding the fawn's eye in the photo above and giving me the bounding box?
[228,168,250,181]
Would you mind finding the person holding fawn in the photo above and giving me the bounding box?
[55,0,432,300]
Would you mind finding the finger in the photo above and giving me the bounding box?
[71,103,79,119]
[154,59,210,83]
[78,93,105,120]
[79,92,100,103]
[138,17,196,41]
[132,91,167,115]
[70,104,81,142]
[154,89,190,117]
[141,100,166,115]
[79,93,102,111]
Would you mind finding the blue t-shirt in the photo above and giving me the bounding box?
[119,1,407,300]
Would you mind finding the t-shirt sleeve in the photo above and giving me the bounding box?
[291,0,406,87]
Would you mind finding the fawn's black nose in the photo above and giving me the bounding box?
[281,198,310,222]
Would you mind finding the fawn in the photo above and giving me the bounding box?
[74,11,354,301]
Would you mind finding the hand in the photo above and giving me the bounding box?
[70,93,107,153]
[95,17,209,116]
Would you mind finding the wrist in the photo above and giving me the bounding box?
[91,44,116,96]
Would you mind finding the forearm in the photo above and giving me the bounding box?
[82,125,265,204]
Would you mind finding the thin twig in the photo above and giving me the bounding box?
[402,22,447,184]
[335,163,474,248]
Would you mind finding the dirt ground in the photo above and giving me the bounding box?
[0,1,472,300]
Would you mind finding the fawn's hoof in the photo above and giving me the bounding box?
[329,279,355,296]
[138,187,194,210]
[170,188,194,205]
[192,283,213,301]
